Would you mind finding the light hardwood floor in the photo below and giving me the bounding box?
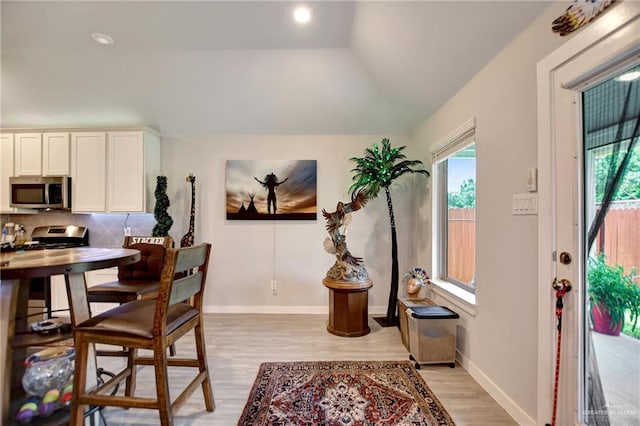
[97,314,517,425]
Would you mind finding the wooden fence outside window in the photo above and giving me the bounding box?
[448,202,639,287]
[448,208,475,285]
[594,203,640,283]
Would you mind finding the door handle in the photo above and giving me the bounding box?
[559,252,572,265]
[552,278,572,293]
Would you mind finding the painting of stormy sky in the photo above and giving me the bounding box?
[226,160,317,219]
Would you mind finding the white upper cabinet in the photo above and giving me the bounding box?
[42,132,70,176]
[13,132,70,176]
[4,127,160,214]
[107,131,160,212]
[14,133,42,176]
[71,132,107,212]
[1,134,15,212]
[70,129,160,213]
[1,133,38,214]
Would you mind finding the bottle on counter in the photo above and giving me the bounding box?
[15,224,26,247]
[4,223,14,243]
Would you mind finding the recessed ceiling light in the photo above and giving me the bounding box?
[615,70,640,82]
[293,6,312,24]
[91,33,114,46]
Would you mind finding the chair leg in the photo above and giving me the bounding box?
[154,341,173,426]
[125,347,138,397]
[71,333,89,426]
[194,321,215,411]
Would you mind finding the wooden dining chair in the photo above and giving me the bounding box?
[88,236,173,305]
[87,235,174,356]
[70,243,214,426]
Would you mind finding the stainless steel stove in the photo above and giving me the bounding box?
[24,225,90,319]
[27,225,89,250]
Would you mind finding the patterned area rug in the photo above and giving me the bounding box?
[238,360,456,426]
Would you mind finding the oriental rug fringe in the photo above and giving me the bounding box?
[238,360,456,426]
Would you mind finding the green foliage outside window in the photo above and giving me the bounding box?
[594,145,640,202]
[448,178,476,208]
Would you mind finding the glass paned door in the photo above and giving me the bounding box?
[540,7,639,424]
[583,64,640,426]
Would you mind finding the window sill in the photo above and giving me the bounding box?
[428,279,477,317]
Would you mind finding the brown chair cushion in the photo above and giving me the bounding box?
[76,299,198,340]
[118,243,166,281]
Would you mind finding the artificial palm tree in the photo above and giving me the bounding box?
[349,138,429,326]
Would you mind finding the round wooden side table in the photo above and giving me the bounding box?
[322,277,373,337]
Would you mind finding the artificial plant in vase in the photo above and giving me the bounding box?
[152,176,174,237]
[349,138,430,327]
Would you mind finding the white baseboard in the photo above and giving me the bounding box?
[368,306,387,315]
[203,305,388,315]
[204,305,327,314]
[456,351,536,425]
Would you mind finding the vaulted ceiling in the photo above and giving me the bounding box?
[1,1,550,137]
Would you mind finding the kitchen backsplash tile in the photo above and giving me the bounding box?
[0,213,156,247]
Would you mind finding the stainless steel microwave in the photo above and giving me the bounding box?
[10,176,71,209]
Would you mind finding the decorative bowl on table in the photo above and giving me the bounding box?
[22,347,74,397]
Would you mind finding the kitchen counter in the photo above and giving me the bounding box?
[0,247,140,425]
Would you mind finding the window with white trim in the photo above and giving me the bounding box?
[432,120,476,293]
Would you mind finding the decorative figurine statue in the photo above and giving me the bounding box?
[402,267,430,299]
[322,191,369,282]
[180,174,196,248]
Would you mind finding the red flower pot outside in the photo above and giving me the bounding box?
[591,303,623,336]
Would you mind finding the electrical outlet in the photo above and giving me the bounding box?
[124,227,131,236]
[270,279,277,294]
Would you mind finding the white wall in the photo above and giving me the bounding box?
[161,134,425,314]
[412,2,572,422]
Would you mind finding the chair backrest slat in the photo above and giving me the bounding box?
[154,243,212,333]
[169,271,203,305]
[174,245,208,273]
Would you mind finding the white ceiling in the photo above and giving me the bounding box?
[1,1,550,137]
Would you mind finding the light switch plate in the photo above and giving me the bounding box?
[513,194,538,215]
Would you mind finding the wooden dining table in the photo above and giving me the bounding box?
[0,247,140,425]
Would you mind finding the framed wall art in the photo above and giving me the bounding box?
[226,160,317,220]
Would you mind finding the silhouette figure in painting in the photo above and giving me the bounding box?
[254,173,288,215]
